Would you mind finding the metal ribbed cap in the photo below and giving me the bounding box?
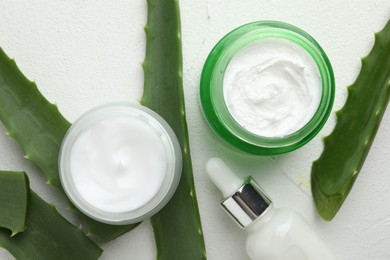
[206,157,272,228]
[221,177,271,227]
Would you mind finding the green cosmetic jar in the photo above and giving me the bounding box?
[200,21,335,155]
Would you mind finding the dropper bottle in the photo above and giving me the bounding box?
[206,157,336,260]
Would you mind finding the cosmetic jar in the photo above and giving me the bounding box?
[59,103,182,224]
[200,21,335,155]
[206,157,336,260]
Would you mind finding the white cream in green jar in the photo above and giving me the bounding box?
[223,38,322,138]
[200,21,335,155]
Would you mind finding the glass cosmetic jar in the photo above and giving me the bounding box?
[59,103,182,224]
[200,21,335,155]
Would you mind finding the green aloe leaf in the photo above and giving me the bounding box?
[0,48,138,242]
[311,19,390,221]
[0,171,29,236]
[0,190,102,259]
[141,0,206,259]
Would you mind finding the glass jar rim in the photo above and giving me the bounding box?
[200,20,335,155]
[58,103,182,224]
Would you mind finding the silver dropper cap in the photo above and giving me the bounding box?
[206,158,272,228]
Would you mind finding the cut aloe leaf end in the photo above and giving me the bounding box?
[0,191,102,259]
[311,19,390,221]
[311,173,346,221]
[0,171,29,236]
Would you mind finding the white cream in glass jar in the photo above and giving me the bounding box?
[59,103,182,224]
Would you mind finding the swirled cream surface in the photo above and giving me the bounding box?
[69,115,167,213]
[223,38,322,137]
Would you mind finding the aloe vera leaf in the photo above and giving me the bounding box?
[0,171,29,236]
[141,0,207,259]
[311,19,390,221]
[0,48,138,242]
[0,49,70,190]
[0,191,102,259]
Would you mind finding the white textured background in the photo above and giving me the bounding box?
[0,1,390,259]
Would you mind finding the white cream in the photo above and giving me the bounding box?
[69,114,167,214]
[223,38,322,137]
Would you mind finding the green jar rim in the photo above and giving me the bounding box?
[200,21,335,155]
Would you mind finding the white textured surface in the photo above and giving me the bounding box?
[0,1,390,259]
